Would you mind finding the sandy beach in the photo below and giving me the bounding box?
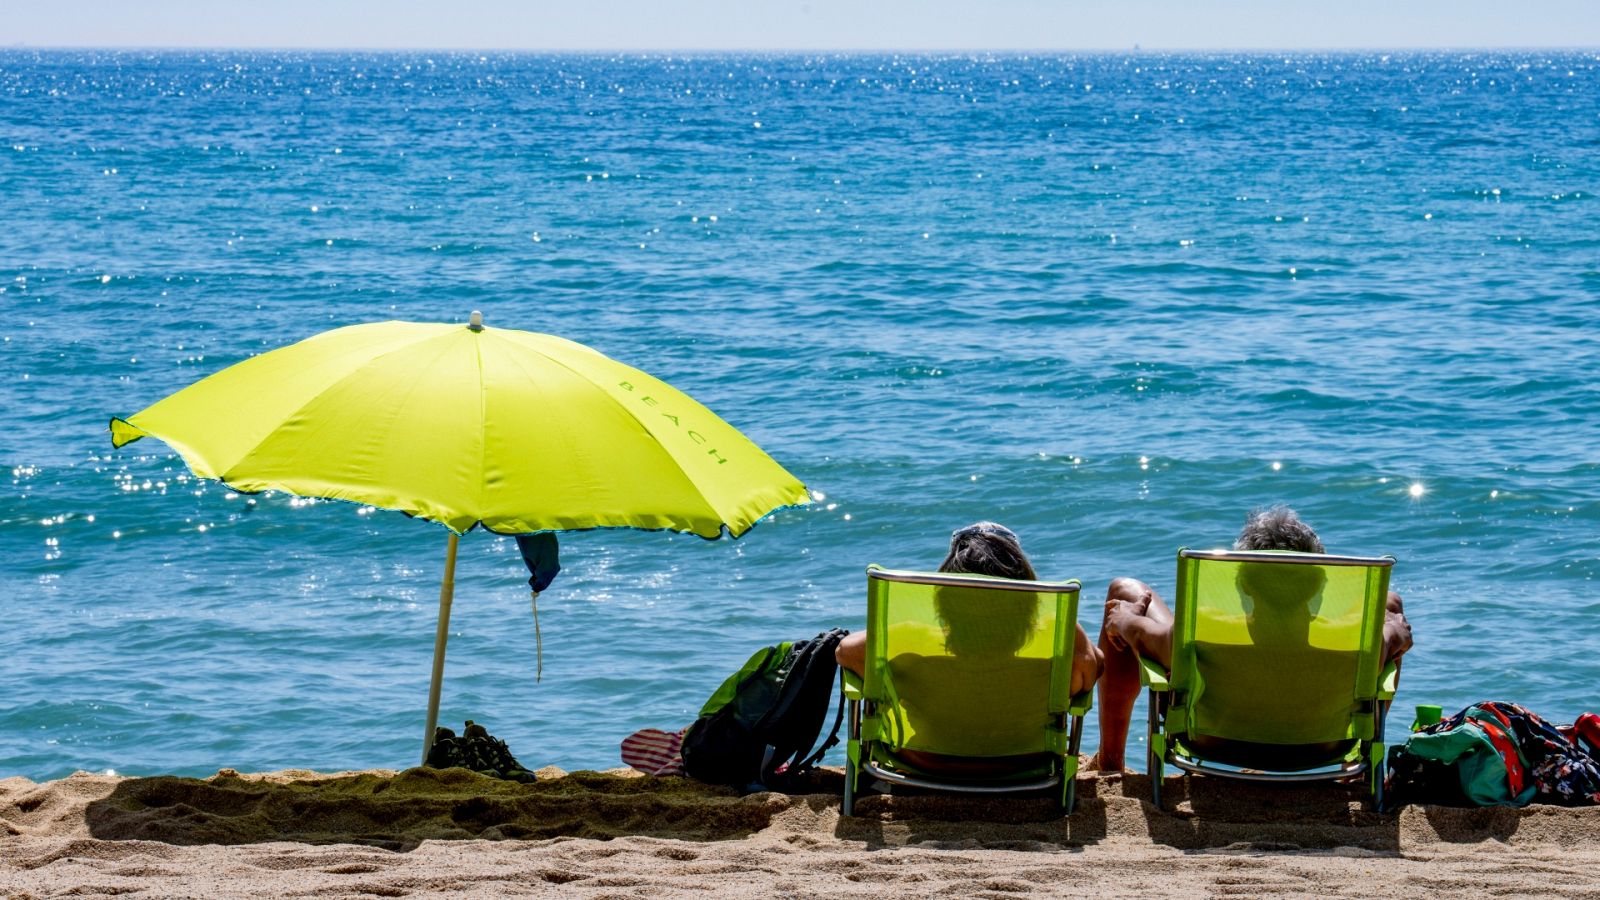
[5,766,1600,898]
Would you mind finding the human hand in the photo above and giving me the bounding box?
[1103,588,1153,651]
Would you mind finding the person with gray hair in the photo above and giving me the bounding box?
[1087,506,1413,772]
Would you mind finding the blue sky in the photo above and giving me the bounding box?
[4,0,1598,50]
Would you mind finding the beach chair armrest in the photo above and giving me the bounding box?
[1376,659,1399,701]
[840,667,864,701]
[1066,689,1093,717]
[1137,655,1170,691]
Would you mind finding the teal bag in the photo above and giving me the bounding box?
[1386,702,1537,807]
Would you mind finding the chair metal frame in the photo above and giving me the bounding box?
[1141,548,1399,810]
[841,565,1091,816]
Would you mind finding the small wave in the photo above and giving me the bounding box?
[1105,262,1292,280]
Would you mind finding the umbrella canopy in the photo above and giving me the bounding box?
[110,313,807,761]
[111,315,805,538]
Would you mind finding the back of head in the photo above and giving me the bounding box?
[1234,506,1324,554]
[940,521,1038,580]
[1232,506,1326,607]
[936,522,1039,656]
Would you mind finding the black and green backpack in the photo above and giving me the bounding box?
[680,628,849,792]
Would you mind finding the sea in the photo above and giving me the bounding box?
[1,50,1597,780]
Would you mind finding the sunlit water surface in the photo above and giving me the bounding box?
[2,51,1598,778]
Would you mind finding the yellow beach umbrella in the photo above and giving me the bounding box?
[110,312,808,760]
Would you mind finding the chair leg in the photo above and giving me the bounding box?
[1064,713,1084,815]
[1053,758,1069,816]
[842,759,856,817]
[842,698,860,817]
[1373,758,1385,811]
[1369,740,1388,811]
[1150,758,1163,810]
[1372,701,1389,811]
[1147,689,1164,810]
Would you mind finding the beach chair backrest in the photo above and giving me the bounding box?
[1170,549,1393,746]
[864,565,1080,758]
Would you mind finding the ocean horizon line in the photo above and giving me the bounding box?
[6,44,1599,55]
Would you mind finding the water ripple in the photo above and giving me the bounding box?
[1,50,1598,778]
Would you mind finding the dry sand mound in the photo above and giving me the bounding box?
[4,767,1600,898]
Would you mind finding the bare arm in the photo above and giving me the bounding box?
[835,629,866,677]
[1383,590,1413,667]
[1071,621,1103,695]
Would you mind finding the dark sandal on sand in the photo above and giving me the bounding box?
[460,719,539,783]
[424,726,468,770]
[424,720,536,783]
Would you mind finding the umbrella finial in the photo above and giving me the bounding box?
[468,311,484,332]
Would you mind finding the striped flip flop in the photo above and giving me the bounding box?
[621,727,686,776]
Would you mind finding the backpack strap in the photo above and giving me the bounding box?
[795,685,848,772]
[760,628,849,782]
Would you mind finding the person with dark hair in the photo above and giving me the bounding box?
[835,521,1102,696]
[1087,505,1414,772]
[834,521,1102,775]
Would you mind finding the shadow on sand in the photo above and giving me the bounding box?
[72,767,1595,854]
[834,772,1397,852]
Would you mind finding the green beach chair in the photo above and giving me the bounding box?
[1140,549,1400,809]
[841,565,1092,816]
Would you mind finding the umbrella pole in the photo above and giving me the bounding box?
[421,532,460,764]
